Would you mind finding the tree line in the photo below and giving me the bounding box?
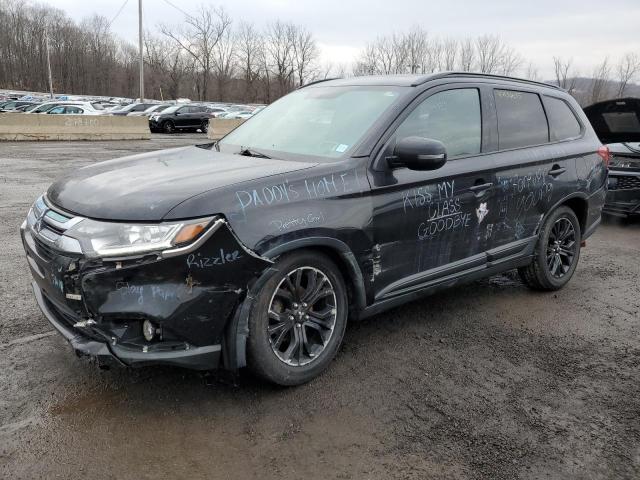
[1,0,638,106]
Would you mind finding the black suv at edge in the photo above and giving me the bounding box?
[584,97,640,218]
[149,104,221,134]
[21,73,607,385]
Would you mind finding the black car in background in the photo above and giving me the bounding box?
[21,73,607,385]
[584,98,640,218]
[149,104,220,133]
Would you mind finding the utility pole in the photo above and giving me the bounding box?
[45,27,54,99]
[138,0,144,102]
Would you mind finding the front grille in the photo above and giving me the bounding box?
[610,175,640,190]
[33,235,56,262]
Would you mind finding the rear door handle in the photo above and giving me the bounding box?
[469,182,493,193]
[548,166,566,177]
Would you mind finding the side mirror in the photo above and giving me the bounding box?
[388,136,447,171]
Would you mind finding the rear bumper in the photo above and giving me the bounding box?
[605,170,640,217]
[33,281,222,370]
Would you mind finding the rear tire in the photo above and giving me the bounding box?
[247,251,348,386]
[518,206,581,291]
[201,121,209,133]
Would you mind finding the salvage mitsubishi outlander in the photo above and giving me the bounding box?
[21,73,608,385]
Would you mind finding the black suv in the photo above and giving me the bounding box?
[584,98,640,218]
[149,104,220,134]
[21,73,607,385]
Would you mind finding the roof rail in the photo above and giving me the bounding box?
[412,71,561,90]
[299,77,342,89]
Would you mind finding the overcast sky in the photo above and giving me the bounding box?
[44,0,640,79]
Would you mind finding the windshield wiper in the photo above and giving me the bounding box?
[239,147,271,159]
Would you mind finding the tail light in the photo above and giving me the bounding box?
[597,145,611,167]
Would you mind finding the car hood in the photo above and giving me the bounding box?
[47,145,316,221]
[584,97,640,144]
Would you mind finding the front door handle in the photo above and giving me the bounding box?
[549,165,567,177]
[469,182,493,193]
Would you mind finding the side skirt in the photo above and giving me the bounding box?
[359,236,536,320]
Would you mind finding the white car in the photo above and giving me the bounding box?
[46,105,101,115]
[27,101,105,114]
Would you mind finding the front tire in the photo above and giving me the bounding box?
[519,206,581,291]
[247,251,348,386]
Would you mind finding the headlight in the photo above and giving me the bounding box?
[65,216,215,258]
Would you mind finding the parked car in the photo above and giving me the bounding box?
[21,73,608,385]
[109,102,158,116]
[26,101,105,114]
[128,104,172,117]
[220,110,253,119]
[584,97,640,218]
[46,105,100,115]
[149,104,215,133]
[13,103,40,112]
[0,100,37,112]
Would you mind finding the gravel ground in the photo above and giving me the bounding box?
[1,135,639,479]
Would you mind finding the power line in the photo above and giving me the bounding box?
[161,0,196,21]
[108,0,130,29]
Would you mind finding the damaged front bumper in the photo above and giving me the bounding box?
[21,199,271,371]
[32,282,222,369]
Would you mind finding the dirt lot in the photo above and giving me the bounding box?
[1,135,639,479]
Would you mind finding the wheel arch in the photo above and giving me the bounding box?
[562,196,588,234]
[262,237,367,314]
[222,237,367,373]
[540,193,588,236]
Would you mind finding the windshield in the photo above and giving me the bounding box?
[219,85,405,159]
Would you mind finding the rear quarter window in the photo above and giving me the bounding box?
[545,96,582,141]
[495,89,549,150]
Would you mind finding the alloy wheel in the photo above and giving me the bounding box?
[546,217,576,278]
[267,267,338,366]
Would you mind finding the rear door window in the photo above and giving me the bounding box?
[395,88,482,157]
[545,96,581,141]
[494,89,549,149]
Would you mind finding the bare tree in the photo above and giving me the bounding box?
[475,35,503,74]
[500,46,522,76]
[292,26,318,87]
[590,58,611,104]
[442,38,458,71]
[426,37,443,73]
[458,38,475,72]
[264,21,296,97]
[616,52,639,97]
[404,27,428,73]
[236,22,262,102]
[553,56,578,94]
[160,5,232,100]
[212,26,236,100]
[166,47,190,100]
[524,62,540,82]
